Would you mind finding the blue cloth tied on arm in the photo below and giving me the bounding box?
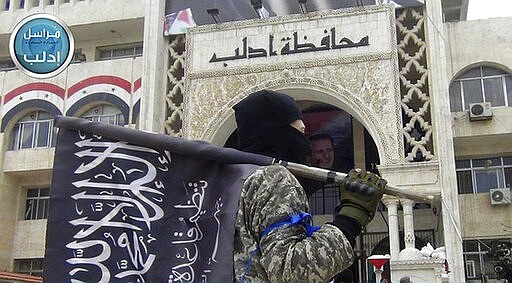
[262,211,320,238]
[242,211,321,280]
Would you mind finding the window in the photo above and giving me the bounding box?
[463,239,511,282]
[0,58,16,71]
[465,260,476,278]
[97,43,143,60]
[71,48,87,63]
[80,104,125,126]
[14,258,44,277]
[25,188,50,220]
[10,111,56,150]
[456,156,512,194]
[449,66,512,112]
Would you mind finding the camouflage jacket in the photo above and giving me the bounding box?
[233,164,354,282]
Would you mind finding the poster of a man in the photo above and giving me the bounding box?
[303,109,354,173]
[302,108,355,216]
[309,133,335,169]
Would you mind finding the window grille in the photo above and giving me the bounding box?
[10,111,56,150]
[97,43,143,60]
[14,258,44,277]
[80,104,125,126]
[24,188,50,220]
[463,239,511,282]
[456,156,512,194]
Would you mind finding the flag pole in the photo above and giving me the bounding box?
[54,116,435,203]
[278,161,435,203]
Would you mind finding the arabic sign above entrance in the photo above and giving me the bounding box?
[209,29,369,63]
[187,5,395,73]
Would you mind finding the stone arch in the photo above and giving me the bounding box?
[451,61,512,81]
[203,77,402,165]
[65,92,130,123]
[1,99,62,133]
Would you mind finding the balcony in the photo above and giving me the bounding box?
[452,107,512,157]
[3,147,55,179]
[0,0,144,56]
[0,0,144,31]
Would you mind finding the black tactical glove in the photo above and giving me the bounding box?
[337,169,387,227]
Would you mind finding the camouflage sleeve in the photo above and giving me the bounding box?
[241,164,354,282]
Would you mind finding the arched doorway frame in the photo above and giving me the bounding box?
[201,79,403,166]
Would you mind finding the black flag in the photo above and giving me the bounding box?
[44,116,273,283]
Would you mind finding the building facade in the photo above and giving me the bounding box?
[0,0,510,282]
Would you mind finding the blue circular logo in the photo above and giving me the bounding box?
[9,14,74,79]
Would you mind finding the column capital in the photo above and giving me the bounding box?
[381,196,400,208]
[400,198,415,207]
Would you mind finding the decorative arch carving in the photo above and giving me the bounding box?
[1,99,62,132]
[65,92,130,123]
[167,5,427,166]
[201,75,403,165]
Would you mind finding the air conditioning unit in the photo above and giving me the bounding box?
[490,188,511,205]
[469,102,492,121]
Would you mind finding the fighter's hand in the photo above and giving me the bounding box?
[337,169,387,227]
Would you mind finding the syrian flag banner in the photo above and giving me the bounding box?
[44,116,272,283]
[164,8,196,36]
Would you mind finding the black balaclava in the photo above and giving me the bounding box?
[233,89,311,165]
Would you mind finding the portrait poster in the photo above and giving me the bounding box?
[303,109,354,214]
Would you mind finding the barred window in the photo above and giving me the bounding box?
[449,66,512,112]
[456,157,512,194]
[14,258,44,277]
[308,183,339,215]
[463,239,511,282]
[25,188,50,220]
[10,111,56,150]
[80,104,125,126]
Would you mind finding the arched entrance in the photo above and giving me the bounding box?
[222,94,385,283]
[223,96,381,214]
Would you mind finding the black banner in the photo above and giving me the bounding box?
[44,117,270,283]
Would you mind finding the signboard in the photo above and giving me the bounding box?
[187,6,394,73]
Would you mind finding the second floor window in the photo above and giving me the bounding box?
[449,66,512,112]
[10,111,56,150]
[14,258,44,277]
[456,156,512,194]
[97,43,143,60]
[25,188,50,220]
[80,104,125,126]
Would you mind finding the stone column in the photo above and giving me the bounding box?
[382,196,400,260]
[424,0,465,281]
[401,199,415,250]
[139,0,168,132]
